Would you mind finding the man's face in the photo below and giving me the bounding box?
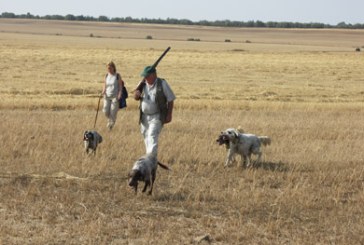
[145,73,156,84]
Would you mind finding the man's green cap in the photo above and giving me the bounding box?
[140,66,156,77]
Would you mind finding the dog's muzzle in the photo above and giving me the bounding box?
[216,134,229,145]
[128,179,135,187]
[128,179,138,193]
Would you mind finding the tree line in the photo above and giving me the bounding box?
[1,12,364,29]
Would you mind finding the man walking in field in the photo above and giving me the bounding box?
[134,66,175,157]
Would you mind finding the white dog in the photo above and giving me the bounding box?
[217,128,271,168]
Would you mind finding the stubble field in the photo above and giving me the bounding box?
[0,19,364,244]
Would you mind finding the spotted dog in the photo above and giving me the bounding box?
[128,154,170,195]
[217,128,271,168]
[83,130,103,154]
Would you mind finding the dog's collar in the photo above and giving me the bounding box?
[232,134,240,144]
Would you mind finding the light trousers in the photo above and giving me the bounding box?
[140,114,163,157]
[103,96,119,129]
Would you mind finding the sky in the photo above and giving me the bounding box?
[1,0,363,25]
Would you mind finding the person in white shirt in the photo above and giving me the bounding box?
[134,66,176,157]
[102,61,125,130]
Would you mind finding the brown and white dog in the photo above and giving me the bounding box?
[83,130,103,154]
[128,154,170,195]
[217,128,271,168]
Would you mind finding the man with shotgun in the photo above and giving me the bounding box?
[134,47,175,157]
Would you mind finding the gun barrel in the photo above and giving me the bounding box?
[134,47,171,93]
[152,46,171,68]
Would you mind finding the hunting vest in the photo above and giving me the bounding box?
[139,78,168,124]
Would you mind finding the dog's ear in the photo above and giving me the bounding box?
[128,169,138,178]
[236,126,244,134]
[233,130,239,138]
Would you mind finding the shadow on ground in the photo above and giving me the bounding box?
[252,161,290,172]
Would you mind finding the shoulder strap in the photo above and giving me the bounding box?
[157,78,164,92]
[105,73,121,80]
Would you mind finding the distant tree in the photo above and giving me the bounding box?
[124,16,133,22]
[310,22,325,28]
[98,16,109,22]
[337,22,348,28]
[257,20,266,27]
[75,15,85,21]
[266,21,277,28]
[246,21,255,27]
[198,20,211,26]
[28,12,34,18]
[111,17,123,22]
[2,12,364,29]
[65,14,76,21]
[353,23,364,29]
[179,19,193,25]
[44,15,64,20]
[1,12,16,18]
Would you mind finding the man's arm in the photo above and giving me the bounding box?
[134,80,145,100]
[164,101,174,124]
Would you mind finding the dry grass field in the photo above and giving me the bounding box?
[0,19,364,244]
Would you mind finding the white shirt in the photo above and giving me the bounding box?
[105,73,119,97]
[141,79,175,115]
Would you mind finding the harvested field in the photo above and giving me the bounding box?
[0,19,364,244]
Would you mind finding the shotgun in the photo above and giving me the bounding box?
[134,47,171,93]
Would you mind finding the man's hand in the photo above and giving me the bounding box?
[164,114,172,124]
[164,101,174,124]
[134,90,141,100]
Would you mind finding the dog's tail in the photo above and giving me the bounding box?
[158,161,170,170]
[258,136,271,146]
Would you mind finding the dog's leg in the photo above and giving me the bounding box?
[148,170,156,195]
[142,180,149,193]
[231,153,237,163]
[142,170,152,193]
[256,151,262,164]
[225,149,233,167]
[241,154,247,168]
[251,146,262,166]
[245,154,251,168]
[224,156,230,167]
[134,183,138,194]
